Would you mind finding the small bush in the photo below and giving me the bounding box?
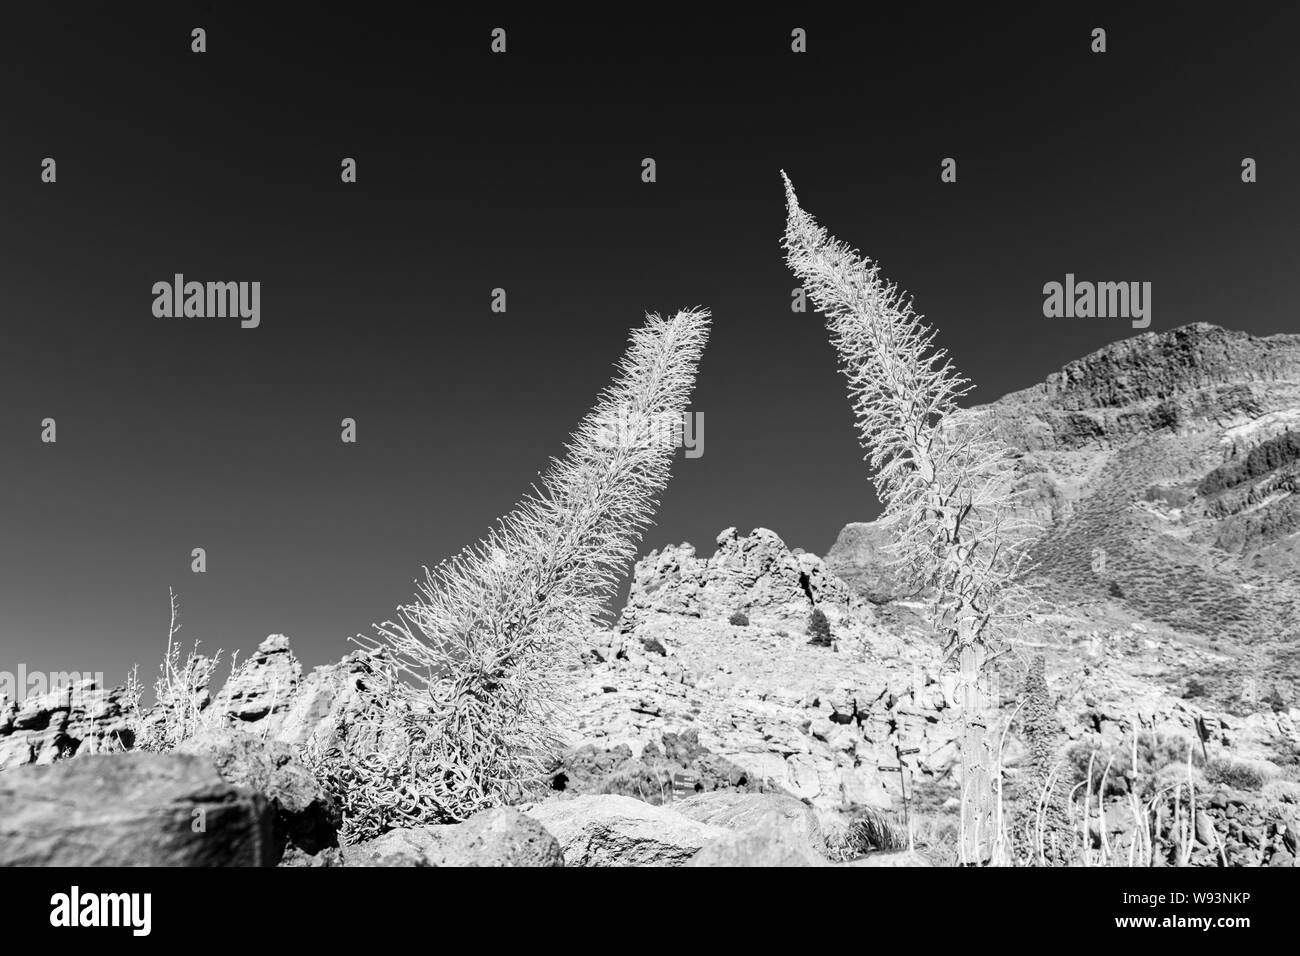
[819,806,908,860]
[640,637,668,656]
[1204,756,1273,791]
[595,763,672,804]
[728,611,750,627]
[1065,734,1203,799]
[806,607,832,647]
[1184,677,1208,699]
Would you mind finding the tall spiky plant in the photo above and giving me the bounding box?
[781,173,1032,863]
[347,308,711,832]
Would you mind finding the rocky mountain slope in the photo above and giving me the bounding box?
[829,323,1300,713]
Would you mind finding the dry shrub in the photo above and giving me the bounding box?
[1204,755,1275,791]
[126,589,227,752]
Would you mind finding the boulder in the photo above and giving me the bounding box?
[342,807,563,867]
[525,795,726,866]
[0,752,275,866]
[176,727,339,856]
[674,790,823,850]
[689,823,828,867]
[838,849,933,867]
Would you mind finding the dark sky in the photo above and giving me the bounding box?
[1,4,1296,686]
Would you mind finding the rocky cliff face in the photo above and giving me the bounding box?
[993,323,1300,450]
[0,635,386,771]
[0,681,132,769]
[209,636,385,750]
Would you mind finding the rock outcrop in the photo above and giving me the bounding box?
[825,518,913,604]
[135,637,390,755]
[0,680,132,770]
[215,634,301,723]
[618,527,866,632]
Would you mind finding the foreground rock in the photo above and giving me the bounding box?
[176,727,340,856]
[675,791,823,847]
[343,807,563,867]
[839,849,933,867]
[688,822,828,867]
[678,792,831,865]
[0,753,275,866]
[525,795,726,866]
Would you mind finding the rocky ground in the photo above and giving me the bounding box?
[1,323,1297,866]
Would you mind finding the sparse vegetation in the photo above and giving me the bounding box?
[820,806,909,860]
[1204,755,1272,791]
[1064,733,1204,799]
[126,588,227,752]
[728,611,749,627]
[806,607,832,647]
[640,636,668,656]
[1198,430,1300,496]
[1007,732,1228,866]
